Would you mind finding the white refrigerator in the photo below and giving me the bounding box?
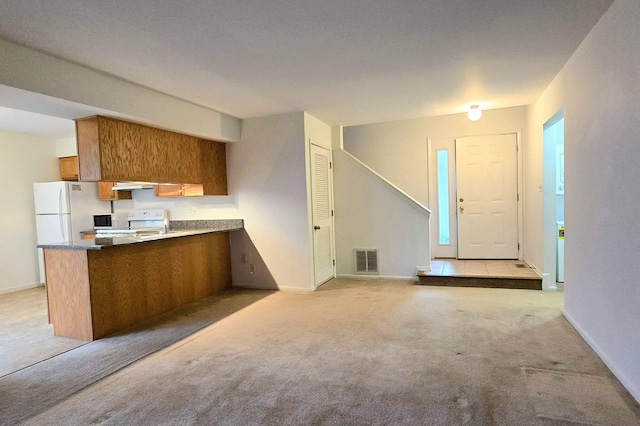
[34,181,110,284]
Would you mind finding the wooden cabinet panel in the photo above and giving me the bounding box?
[98,181,132,201]
[76,118,101,181]
[182,184,204,197]
[102,117,154,182]
[44,232,232,340]
[154,184,183,198]
[76,116,227,196]
[198,139,227,195]
[154,184,204,198]
[59,156,79,181]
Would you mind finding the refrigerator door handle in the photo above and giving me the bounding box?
[58,188,63,216]
[59,188,64,239]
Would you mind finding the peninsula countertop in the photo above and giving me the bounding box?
[38,219,243,251]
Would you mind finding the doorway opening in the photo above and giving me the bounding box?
[543,109,565,290]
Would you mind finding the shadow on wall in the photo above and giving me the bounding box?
[230,229,278,290]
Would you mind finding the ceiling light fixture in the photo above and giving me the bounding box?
[467,105,482,121]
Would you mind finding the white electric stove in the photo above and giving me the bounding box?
[95,209,168,238]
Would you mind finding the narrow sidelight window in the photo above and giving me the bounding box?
[437,150,450,245]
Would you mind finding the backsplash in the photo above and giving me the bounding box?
[169,219,243,231]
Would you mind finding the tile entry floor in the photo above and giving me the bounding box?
[425,259,541,279]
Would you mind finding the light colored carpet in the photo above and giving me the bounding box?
[6,279,640,425]
[0,288,273,425]
[0,287,86,377]
[523,367,638,425]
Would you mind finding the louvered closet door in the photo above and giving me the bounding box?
[310,144,334,287]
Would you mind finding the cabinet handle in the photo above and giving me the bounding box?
[314,226,321,230]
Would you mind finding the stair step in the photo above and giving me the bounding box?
[417,274,542,290]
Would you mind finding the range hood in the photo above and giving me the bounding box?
[111,182,155,191]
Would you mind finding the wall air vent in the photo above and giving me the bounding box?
[355,249,379,275]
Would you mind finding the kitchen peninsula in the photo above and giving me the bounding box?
[39,220,242,341]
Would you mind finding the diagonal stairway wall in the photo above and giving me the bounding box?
[332,127,431,279]
[341,106,526,269]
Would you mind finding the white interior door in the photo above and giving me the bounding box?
[310,143,335,287]
[456,134,518,259]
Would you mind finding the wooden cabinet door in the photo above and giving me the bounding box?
[199,140,227,195]
[76,116,227,195]
[98,181,116,200]
[59,156,79,181]
[98,181,132,201]
[153,130,199,184]
[114,119,146,181]
[154,184,204,198]
[182,184,204,197]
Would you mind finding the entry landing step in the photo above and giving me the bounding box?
[417,259,542,290]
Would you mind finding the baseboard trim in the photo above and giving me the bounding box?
[231,283,312,293]
[522,257,538,271]
[524,258,555,291]
[563,309,640,403]
[416,266,432,274]
[337,274,418,281]
[231,283,277,291]
[276,286,313,293]
[0,283,43,295]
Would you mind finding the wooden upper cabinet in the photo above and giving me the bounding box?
[154,184,204,198]
[97,181,132,201]
[75,116,227,195]
[198,138,227,195]
[59,156,79,181]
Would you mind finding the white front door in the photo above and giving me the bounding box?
[310,143,335,287]
[456,134,518,259]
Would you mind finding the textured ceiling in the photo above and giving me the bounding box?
[0,0,613,126]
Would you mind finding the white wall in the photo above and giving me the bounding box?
[227,112,312,292]
[343,107,526,205]
[0,38,241,142]
[0,131,59,294]
[333,127,431,279]
[524,78,565,274]
[110,112,331,293]
[55,137,77,158]
[525,0,640,402]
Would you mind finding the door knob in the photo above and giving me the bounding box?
[314,226,321,230]
[459,206,464,213]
